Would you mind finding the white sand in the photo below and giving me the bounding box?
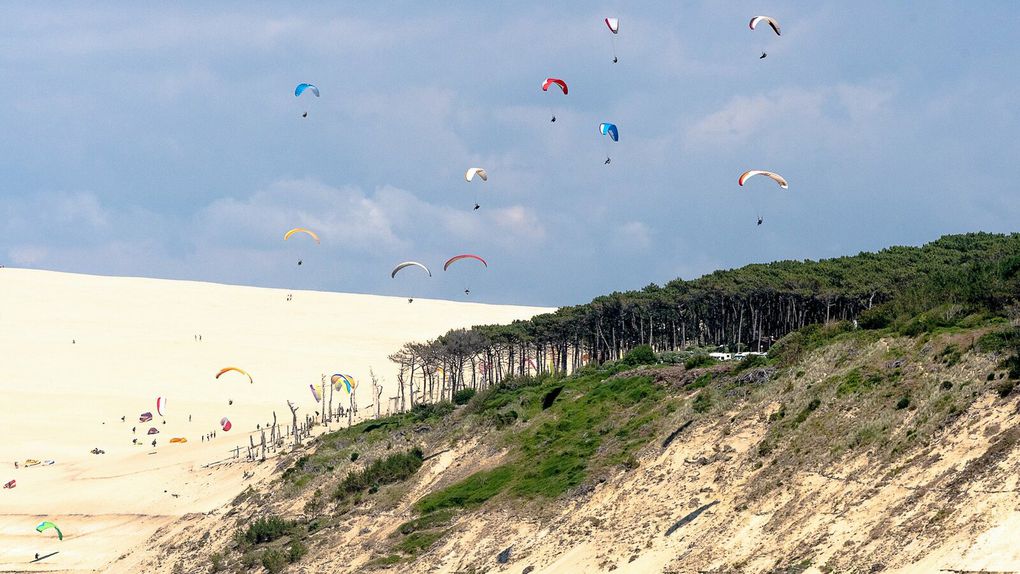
[0,268,551,572]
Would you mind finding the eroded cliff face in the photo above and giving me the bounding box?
[127,329,1020,574]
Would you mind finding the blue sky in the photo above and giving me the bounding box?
[1,2,1017,307]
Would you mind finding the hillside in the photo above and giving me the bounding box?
[125,320,1020,572]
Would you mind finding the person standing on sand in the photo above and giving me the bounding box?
[151,439,157,447]
[132,426,136,434]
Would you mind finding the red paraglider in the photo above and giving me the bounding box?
[220,417,232,432]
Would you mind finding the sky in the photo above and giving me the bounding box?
[1,2,1018,307]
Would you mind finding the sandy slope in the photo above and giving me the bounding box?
[0,268,551,572]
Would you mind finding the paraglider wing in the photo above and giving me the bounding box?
[139,412,153,423]
[599,123,619,142]
[216,367,253,384]
[220,417,232,432]
[749,16,781,36]
[156,397,166,417]
[284,228,320,244]
[330,374,352,393]
[390,261,432,278]
[36,521,63,540]
[443,254,488,271]
[294,83,320,97]
[169,437,187,444]
[605,18,619,34]
[541,78,568,95]
[738,170,788,189]
[465,168,488,182]
[310,384,322,403]
[147,427,160,435]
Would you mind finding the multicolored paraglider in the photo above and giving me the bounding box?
[331,374,356,393]
[294,83,320,117]
[216,367,253,384]
[36,521,63,540]
[605,18,620,63]
[309,383,322,403]
[542,78,568,122]
[156,397,167,417]
[220,417,232,432]
[738,170,788,189]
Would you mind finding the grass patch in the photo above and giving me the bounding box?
[335,448,424,501]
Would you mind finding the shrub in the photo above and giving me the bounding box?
[896,396,910,410]
[209,552,224,572]
[287,540,307,563]
[734,354,769,373]
[692,391,713,414]
[261,548,287,573]
[621,344,657,366]
[996,381,1015,398]
[684,354,715,369]
[453,388,477,405]
[410,402,455,421]
[243,516,292,545]
[335,448,424,500]
[350,451,359,462]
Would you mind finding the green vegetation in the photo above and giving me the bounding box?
[453,388,477,405]
[621,344,657,366]
[242,516,293,545]
[335,448,424,501]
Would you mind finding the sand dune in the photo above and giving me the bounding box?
[0,268,551,571]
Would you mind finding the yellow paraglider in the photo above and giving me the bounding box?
[284,228,320,243]
[216,367,253,384]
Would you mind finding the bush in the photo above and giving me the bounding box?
[243,516,292,545]
[858,304,894,329]
[335,448,424,500]
[996,381,1015,398]
[261,548,287,573]
[896,396,911,410]
[621,344,657,366]
[350,451,359,462]
[209,552,224,572]
[692,391,713,414]
[684,354,715,370]
[287,540,307,563]
[410,401,455,421]
[734,354,769,373]
[452,388,477,405]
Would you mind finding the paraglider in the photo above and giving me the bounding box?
[749,16,780,59]
[390,261,432,278]
[749,16,781,35]
[541,78,568,122]
[3,479,15,489]
[35,521,63,540]
[309,383,322,403]
[464,168,487,182]
[331,374,357,393]
[139,412,153,423]
[605,18,620,63]
[294,83,320,117]
[600,123,618,164]
[443,254,487,271]
[738,170,788,189]
[284,228,320,244]
[757,216,764,226]
[147,427,159,435]
[216,367,253,384]
[156,397,166,417]
[220,417,232,432]
[465,168,488,210]
[169,437,187,444]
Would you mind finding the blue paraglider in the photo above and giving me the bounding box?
[294,83,320,98]
[599,122,619,141]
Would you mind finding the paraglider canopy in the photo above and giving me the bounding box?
[220,417,232,432]
[749,16,781,36]
[443,254,488,271]
[294,83,320,97]
[284,228,320,243]
[156,397,166,417]
[599,123,619,142]
[331,373,356,393]
[147,427,159,435]
[541,78,568,95]
[465,168,488,182]
[309,383,322,403]
[391,261,432,278]
[605,18,619,34]
[36,521,63,540]
[139,412,153,423]
[216,367,253,384]
[738,170,788,189]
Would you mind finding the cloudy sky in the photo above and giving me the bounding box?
[1,2,1017,306]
